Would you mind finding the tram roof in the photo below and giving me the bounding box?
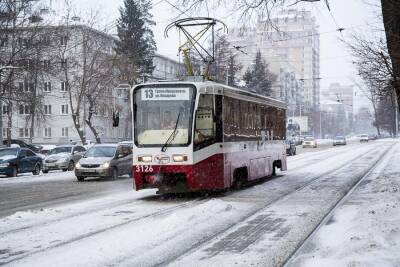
[132,81,287,110]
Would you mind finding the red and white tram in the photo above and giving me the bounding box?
[131,81,287,193]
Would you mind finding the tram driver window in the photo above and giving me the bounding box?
[194,94,215,149]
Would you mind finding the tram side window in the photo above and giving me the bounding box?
[194,94,215,150]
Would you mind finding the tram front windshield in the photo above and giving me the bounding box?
[134,85,195,147]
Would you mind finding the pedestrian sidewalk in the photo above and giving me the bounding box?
[289,139,400,267]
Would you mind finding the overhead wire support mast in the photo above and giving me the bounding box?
[164,17,228,80]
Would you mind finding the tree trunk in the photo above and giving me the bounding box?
[85,119,101,144]
[381,0,400,110]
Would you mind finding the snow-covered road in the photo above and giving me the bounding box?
[0,140,397,266]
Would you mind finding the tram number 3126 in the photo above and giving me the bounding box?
[135,165,154,173]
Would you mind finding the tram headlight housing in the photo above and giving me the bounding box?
[138,155,152,162]
[172,154,188,162]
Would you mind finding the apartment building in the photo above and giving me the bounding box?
[0,24,183,145]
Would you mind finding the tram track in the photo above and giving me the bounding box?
[148,143,388,266]
[283,142,397,267]
[0,142,385,266]
[0,141,372,237]
[164,142,394,266]
[0,197,208,265]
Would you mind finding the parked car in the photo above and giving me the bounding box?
[75,144,133,181]
[360,134,369,142]
[285,140,297,156]
[39,145,57,156]
[333,136,347,146]
[43,145,86,173]
[0,147,43,177]
[302,136,317,148]
[2,139,41,153]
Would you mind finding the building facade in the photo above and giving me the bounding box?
[228,9,320,133]
[0,24,183,145]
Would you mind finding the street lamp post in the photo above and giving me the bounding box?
[0,66,23,148]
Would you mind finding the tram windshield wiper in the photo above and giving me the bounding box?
[161,110,181,152]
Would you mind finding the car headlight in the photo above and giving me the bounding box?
[76,162,81,168]
[101,162,110,169]
[0,163,10,168]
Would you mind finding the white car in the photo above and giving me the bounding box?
[302,136,317,148]
[360,134,369,142]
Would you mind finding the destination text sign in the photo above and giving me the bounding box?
[141,88,190,101]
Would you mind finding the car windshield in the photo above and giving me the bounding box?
[84,146,116,158]
[0,148,18,157]
[335,136,345,139]
[50,147,72,155]
[305,137,315,141]
[133,85,195,147]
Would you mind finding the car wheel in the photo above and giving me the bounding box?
[294,148,297,155]
[43,170,49,174]
[110,167,118,180]
[67,161,75,171]
[32,164,41,175]
[76,176,85,182]
[8,166,17,177]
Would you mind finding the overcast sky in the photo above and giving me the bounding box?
[64,0,382,110]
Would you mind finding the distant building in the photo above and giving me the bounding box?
[320,83,354,135]
[228,9,320,133]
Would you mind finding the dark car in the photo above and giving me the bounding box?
[285,140,297,156]
[2,139,41,153]
[0,147,43,177]
[75,144,133,181]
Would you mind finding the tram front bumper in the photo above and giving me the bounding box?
[134,165,191,192]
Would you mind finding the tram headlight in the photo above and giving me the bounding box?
[138,155,152,162]
[172,154,188,162]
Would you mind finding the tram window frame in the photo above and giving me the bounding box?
[194,94,221,151]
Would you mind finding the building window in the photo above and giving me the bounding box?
[18,82,34,92]
[43,60,51,69]
[2,105,9,115]
[60,36,68,45]
[19,105,31,115]
[44,82,51,92]
[2,128,8,137]
[61,81,67,92]
[19,128,30,138]
[44,127,51,138]
[61,59,67,68]
[60,104,69,115]
[61,127,69,137]
[44,104,52,115]
[0,36,7,47]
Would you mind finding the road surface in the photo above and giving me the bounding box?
[0,139,396,266]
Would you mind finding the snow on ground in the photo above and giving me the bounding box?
[0,170,76,184]
[171,142,392,267]
[0,140,394,267]
[7,199,251,267]
[288,139,400,267]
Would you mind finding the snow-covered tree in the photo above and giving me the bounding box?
[243,50,276,96]
[115,0,156,84]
